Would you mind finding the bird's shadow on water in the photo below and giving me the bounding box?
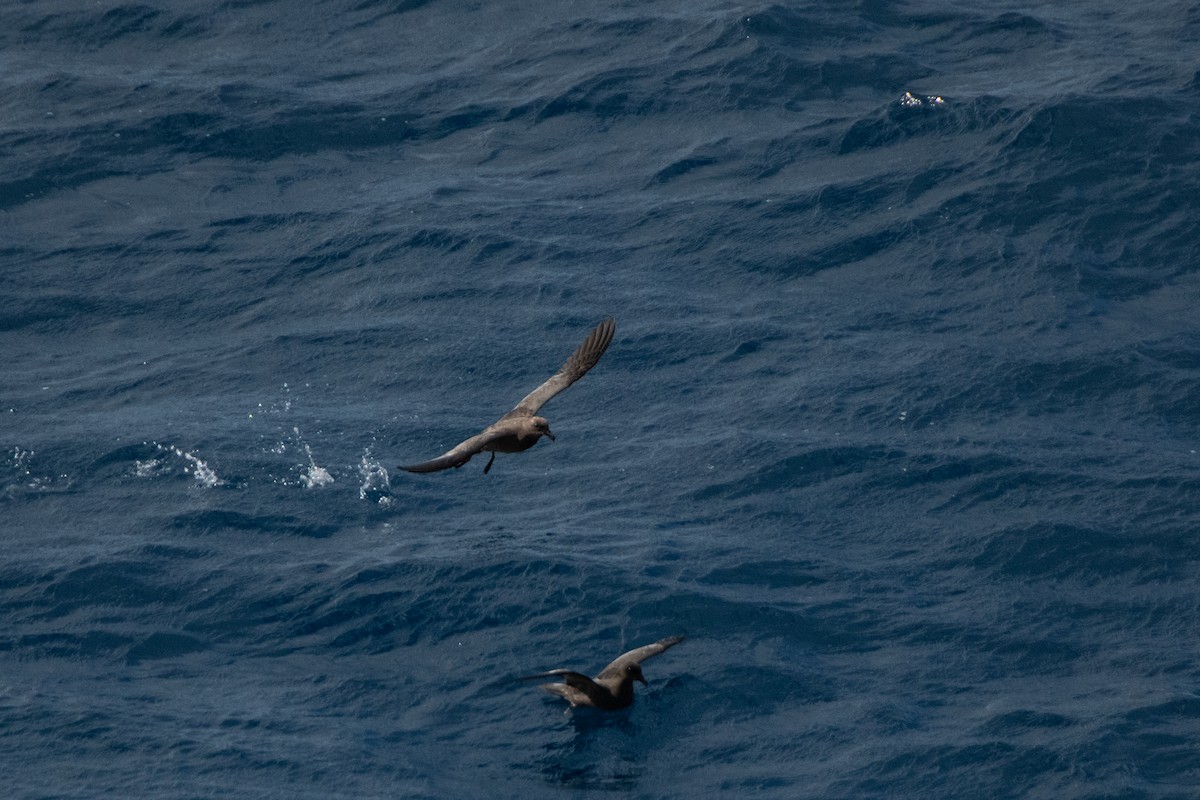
[537,707,648,791]
[535,676,701,792]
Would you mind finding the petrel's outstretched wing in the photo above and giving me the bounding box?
[596,635,685,680]
[501,317,615,421]
[398,431,493,473]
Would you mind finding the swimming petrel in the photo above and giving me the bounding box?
[399,317,616,475]
[521,635,685,710]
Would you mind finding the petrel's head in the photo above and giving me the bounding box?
[625,663,647,686]
[531,416,555,442]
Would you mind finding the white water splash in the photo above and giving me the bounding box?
[358,449,392,506]
[134,458,162,478]
[9,446,34,477]
[151,443,222,487]
[899,90,945,108]
[248,385,336,489]
[247,382,294,420]
[294,427,334,489]
[5,446,73,495]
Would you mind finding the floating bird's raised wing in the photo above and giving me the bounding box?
[596,635,685,680]
[501,317,615,420]
[398,431,492,473]
[520,669,613,706]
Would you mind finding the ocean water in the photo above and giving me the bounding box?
[3,0,1199,797]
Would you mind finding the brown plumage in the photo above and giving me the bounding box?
[399,318,616,475]
[521,635,685,710]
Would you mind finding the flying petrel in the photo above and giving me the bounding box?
[399,317,616,475]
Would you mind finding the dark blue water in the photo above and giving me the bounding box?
[4,1,1199,797]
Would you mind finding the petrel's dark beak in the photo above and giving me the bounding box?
[636,674,647,686]
[545,428,556,442]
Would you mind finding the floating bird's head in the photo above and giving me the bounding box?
[531,416,555,442]
[625,663,647,686]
